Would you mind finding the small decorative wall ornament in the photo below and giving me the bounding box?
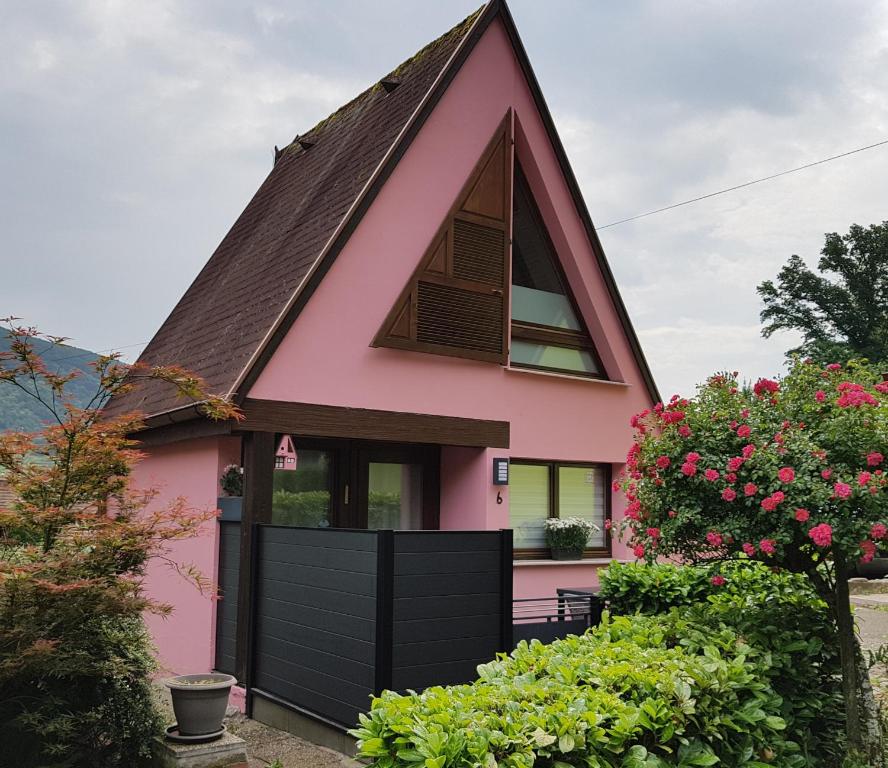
[275,435,298,471]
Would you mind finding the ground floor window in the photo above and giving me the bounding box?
[509,460,610,558]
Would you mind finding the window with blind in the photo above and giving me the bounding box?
[508,461,609,558]
[510,164,605,378]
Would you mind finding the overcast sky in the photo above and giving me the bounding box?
[2,1,887,399]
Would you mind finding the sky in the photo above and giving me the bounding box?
[2,0,887,399]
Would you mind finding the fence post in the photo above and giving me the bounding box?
[499,528,514,652]
[374,529,395,695]
[244,522,262,717]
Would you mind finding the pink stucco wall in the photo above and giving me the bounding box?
[248,19,654,597]
[132,437,227,674]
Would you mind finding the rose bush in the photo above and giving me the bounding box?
[617,358,888,762]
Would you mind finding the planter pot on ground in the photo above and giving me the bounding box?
[856,558,888,580]
[165,673,236,737]
[550,547,584,561]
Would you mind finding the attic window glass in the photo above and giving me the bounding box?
[510,165,603,378]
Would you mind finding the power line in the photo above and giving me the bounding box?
[595,137,888,230]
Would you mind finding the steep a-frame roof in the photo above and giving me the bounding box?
[109,0,658,425]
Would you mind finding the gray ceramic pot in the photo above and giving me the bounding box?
[550,546,584,561]
[165,673,236,737]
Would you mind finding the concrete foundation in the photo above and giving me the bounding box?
[252,695,357,758]
[153,730,248,768]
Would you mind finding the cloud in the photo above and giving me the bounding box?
[1,0,887,393]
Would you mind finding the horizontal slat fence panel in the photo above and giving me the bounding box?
[389,530,508,693]
[214,521,240,676]
[246,526,512,732]
[252,526,379,728]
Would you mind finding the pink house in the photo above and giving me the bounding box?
[109,0,657,736]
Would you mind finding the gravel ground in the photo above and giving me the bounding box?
[153,683,360,768]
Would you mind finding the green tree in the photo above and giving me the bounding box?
[618,360,888,763]
[758,221,888,365]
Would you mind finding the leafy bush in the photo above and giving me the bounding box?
[601,562,844,765]
[0,602,163,767]
[352,611,806,767]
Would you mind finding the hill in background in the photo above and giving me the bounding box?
[0,335,101,432]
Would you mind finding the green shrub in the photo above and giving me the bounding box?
[352,612,805,767]
[0,610,162,767]
[601,562,844,765]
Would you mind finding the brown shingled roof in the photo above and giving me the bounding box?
[105,7,487,420]
[107,0,659,425]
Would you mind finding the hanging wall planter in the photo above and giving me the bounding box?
[165,673,236,742]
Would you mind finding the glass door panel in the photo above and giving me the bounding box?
[367,462,423,530]
[271,445,333,527]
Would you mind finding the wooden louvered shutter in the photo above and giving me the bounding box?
[373,111,512,363]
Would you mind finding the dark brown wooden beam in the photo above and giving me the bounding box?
[130,416,234,448]
[239,398,510,449]
[235,431,275,692]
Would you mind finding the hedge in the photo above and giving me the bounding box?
[600,562,844,765]
[352,610,806,767]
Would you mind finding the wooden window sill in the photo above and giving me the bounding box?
[505,366,630,386]
[513,557,626,567]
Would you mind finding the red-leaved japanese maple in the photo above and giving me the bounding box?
[0,319,241,766]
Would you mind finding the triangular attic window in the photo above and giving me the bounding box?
[373,112,513,363]
[509,164,605,378]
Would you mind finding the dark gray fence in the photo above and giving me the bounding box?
[512,594,601,646]
[391,532,509,691]
[248,526,512,729]
[214,520,240,676]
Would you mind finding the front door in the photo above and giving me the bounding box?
[269,436,439,530]
[355,444,440,530]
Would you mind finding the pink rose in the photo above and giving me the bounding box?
[860,540,876,564]
[721,488,737,502]
[742,542,756,556]
[753,378,780,396]
[681,462,697,477]
[710,575,726,587]
[809,523,833,547]
[771,491,785,504]
[876,382,888,394]
[834,482,852,499]
[795,508,810,522]
[761,496,778,512]
[678,425,692,437]
[744,482,758,497]
[727,457,744,472]
[759,539,776,555]
[778,467,795,484]
[815,390,826,402]
[686,452,701,464]
[646,527,660,539]
[704,468,720,482]
[667,510,677,518]
[821,469,833,480]
[871,523,887,540]
[826,363,842,371]
[726,472,738,484]
[655,455,671,469]
[741,444,756,459]
[706,531,723,547]
[736,425,751,439]
[633,544,645,558]
[858,471,872,486]
[868,452,884,467]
